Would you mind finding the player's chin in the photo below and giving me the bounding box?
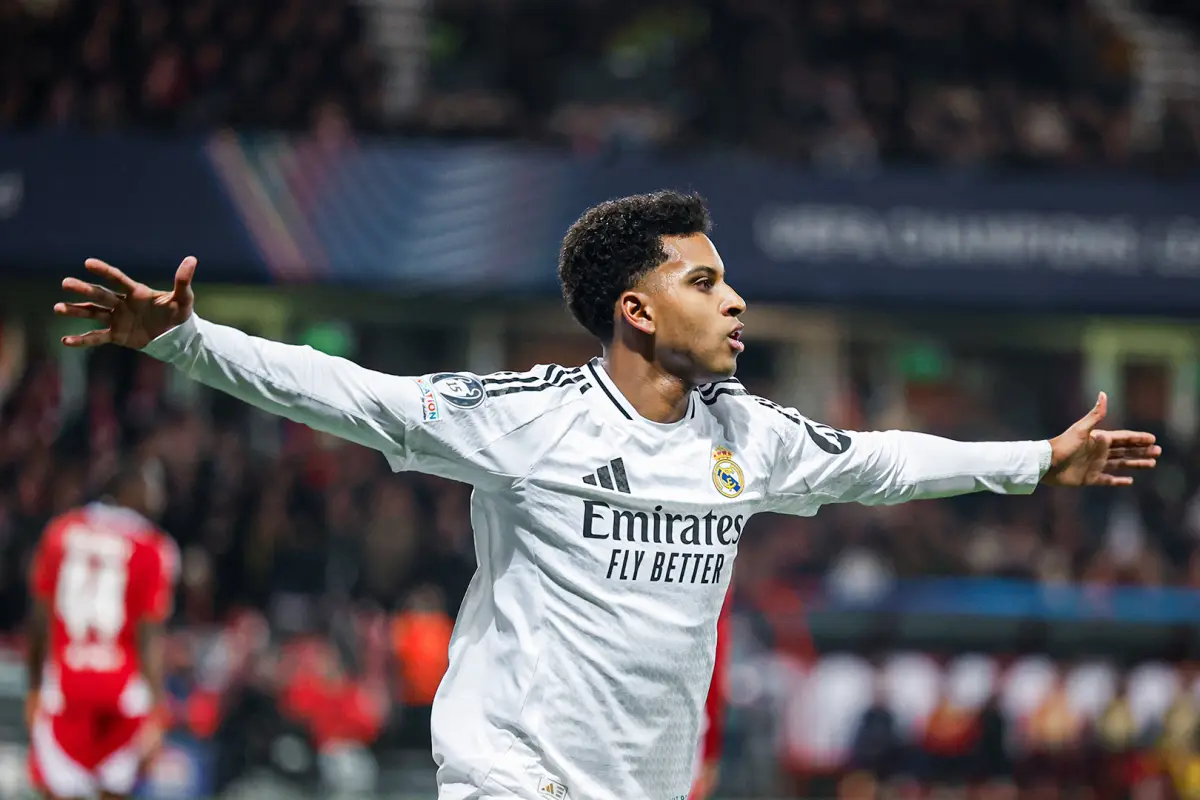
[695,352,738,382]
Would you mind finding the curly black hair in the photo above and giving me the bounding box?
[558,190,711,342]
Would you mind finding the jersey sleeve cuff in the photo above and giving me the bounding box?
[1036,439,1053,479]
[141,314,201,363]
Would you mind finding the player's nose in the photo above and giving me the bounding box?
[722,286,746,317]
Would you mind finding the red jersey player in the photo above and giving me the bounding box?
[25,460,177,800]
[691,587,731,800]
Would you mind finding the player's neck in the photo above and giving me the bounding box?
[601,345,692,424]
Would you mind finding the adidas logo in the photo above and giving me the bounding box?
[581,458,630,494]
[538,777,568,799]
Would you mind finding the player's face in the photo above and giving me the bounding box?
[636,233,746,382]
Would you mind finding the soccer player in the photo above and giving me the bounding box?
[26,460,177,799]
[54,191,1158,800]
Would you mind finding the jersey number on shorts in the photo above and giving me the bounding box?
[55,526,133,671]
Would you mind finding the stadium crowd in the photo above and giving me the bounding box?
[425,0,1149,169]
[4,0,1200,170]
[0,0,383,133]
[749,651,1200,799]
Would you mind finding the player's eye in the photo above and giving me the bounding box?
[694,277,713,290]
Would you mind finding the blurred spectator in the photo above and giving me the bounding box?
[848,680,901,780]
[1021,675,1086,788]
[973,695,1012,794]
[390,584,453,748]
[922,690,978,789]
[362,481,420,609]
[1158,688,1200,799]
[1092,682,1138,800]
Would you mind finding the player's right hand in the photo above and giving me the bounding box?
[55,256,197,349]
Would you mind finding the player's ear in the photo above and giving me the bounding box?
[618,290,655,336]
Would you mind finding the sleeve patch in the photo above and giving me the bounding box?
[429,373,487,410]
[414,377,441,421]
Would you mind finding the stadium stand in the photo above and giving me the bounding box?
[0,0,384,131]
[421,0,1153,167]
[4,0,1199,168]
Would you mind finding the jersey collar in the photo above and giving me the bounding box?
[583,358,695,430]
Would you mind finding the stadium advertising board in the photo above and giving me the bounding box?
[2,133,1199,313]
[820,577,1200,622]
[0,133,265,284]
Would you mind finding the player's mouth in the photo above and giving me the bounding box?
[727,325,745,352]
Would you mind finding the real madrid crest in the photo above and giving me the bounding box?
[711,445,744,498]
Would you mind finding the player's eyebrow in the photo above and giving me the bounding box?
[683,265,722,281]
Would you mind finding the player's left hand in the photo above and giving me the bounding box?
[1044,392,1160,487]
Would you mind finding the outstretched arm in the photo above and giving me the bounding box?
[767,394,1158,514]
[56,258,540,486]
[56,257,417,459]
[140,314,417,457]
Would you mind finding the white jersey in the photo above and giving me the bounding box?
[143,315,1051,800]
